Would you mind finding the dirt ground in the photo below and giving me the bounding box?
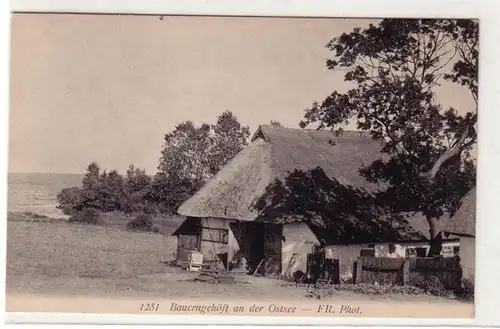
[6,219,471,304]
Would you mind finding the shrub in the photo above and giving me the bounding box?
[335,282,425,296]
[410,275,449,297]
[68,208,102,225]
[57,187,84,215]
[126,213,159,233]
[456,275,474,302]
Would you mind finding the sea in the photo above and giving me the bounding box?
[7,173,83,219]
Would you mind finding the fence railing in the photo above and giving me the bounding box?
[353,256,462,289]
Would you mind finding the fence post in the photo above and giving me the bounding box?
[402,258,410,286]
[355,257,363,284]
[456,255,463,289]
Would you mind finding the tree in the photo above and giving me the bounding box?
[121,164,152,214]
[145,172,203,214]
[209,111,251,175]
[99,169,124,212]
[158,121,213,182]
[80,162,103,209]
[300,19,478,256]
[82,162,101,189]
[124,165,151,193]
[58,162,117,214]
[157,111,249,212]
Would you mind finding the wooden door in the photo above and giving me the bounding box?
[323,258,340,284]
[263,224,282,275]
[177,234,199,261]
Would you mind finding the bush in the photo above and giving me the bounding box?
[126,213,159,233]
[68,208,102,225]
[410,275,449,297]
[57,187,84,215]
[336,283,425,296]
[456,275,474,302]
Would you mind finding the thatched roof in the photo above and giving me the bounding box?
[178,125,384,220]
[443,188,476,237]
[176,125,447,243]
[177,137,273,221]
[252,125,386,192]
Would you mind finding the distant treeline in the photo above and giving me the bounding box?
[57,111,275,216]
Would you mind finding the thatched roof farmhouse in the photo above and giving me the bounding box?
[174,125,459,276]
[178,125,430,242]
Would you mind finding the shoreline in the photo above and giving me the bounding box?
[7,210,69,221]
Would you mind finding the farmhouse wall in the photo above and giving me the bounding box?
[281,222,319,276]
[459,236,475,280]
[326,240,460,280]
[324,244,364,279]
[199,218,240,265]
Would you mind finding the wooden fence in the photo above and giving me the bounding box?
[306,253,340,284]
[354,256,462,289]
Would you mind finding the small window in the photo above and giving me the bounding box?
[388,243,396,254]
[360,248,375,257]
[360,244,376,257]
[416,247,427,257]
[441,246,453,257]
[453,246,460,255]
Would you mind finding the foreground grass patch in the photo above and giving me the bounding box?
[7,220,178,294]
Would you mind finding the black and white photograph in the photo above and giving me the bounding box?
[6,13,477,318]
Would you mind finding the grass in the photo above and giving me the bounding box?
[7,219,302,299]
[6,215,474,303]
[7,215,181,297]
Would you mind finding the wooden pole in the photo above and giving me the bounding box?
[355,257,364,284]
[253,259,264,276]
[402,259,410,286]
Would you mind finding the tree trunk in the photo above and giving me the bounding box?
[419,123,475,257]
[426,215,442,257]
[424,123,476,181]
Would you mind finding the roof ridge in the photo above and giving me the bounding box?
[258,124,366,134]
[253,124,371,143]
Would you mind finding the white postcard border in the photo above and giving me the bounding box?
[3,0,500,326]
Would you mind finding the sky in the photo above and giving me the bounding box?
[9,14,476,174]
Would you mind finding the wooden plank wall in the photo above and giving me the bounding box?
[354,256,462,289]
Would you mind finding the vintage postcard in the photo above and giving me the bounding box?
[6,13,477,321]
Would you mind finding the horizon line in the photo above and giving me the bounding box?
[8,171,84,175]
